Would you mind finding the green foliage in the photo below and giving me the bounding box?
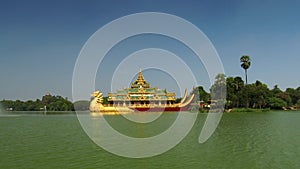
[271,85,282,96]
[247,80,270,109]
[190,74,300,111]
[192,86,210,102]
[1,94,74,111]
[226,76,245,108]
[102,96,109,104]
[285,88,300,105]
[240,55,251,70]
[224,73,300,110]
[1,75,300,112]
[276,92,292,106]
[296,100,300,107]
[214,74,300,110]
[43,95,74,111]
[175,97,182,103]
[266,97,287,109]
[240,55,251,84]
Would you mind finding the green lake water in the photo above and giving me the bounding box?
[0,111,299,169]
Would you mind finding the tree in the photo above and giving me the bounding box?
[226,76,245,108]
[40,94,74,111]
[270,85,282,96]
[226,77,235,108]
[267,97,287,109]
[192,86,210,103]
[276,92,292,106]
[247,80,269,109]
[240,55,251,108]
[42,93,54,105]
[1,95,74,111]
[240,55,251,85]
[211,74,226,99]
[285,88,300,105]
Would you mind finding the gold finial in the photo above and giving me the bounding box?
[131,69,150,88]
[137,69,145,84]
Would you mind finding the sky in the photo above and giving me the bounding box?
[1,0,300,101]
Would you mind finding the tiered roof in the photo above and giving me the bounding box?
[130,69,150,88]
[108,69,175,102]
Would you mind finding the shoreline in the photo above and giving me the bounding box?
[1,109,299,116]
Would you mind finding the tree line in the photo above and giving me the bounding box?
[192,55,300,110]
[2,82,300,111]
[2,55,299,111]
[1,94,74,111]
[192,75,300,110]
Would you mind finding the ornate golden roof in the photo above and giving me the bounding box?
[107,69,176,102]
[131,69,150,88]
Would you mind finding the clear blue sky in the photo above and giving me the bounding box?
[1,0,300,101]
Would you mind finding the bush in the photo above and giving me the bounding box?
[266,97,287,109]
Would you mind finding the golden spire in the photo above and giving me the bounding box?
[131,69,150,88]
[137,69,145,84]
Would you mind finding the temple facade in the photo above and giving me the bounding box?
[107,70,176,107]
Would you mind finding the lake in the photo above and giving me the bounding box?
[0,111,299,169]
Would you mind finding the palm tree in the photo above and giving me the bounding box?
[240,55,251,108]
[240,55,251,84]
